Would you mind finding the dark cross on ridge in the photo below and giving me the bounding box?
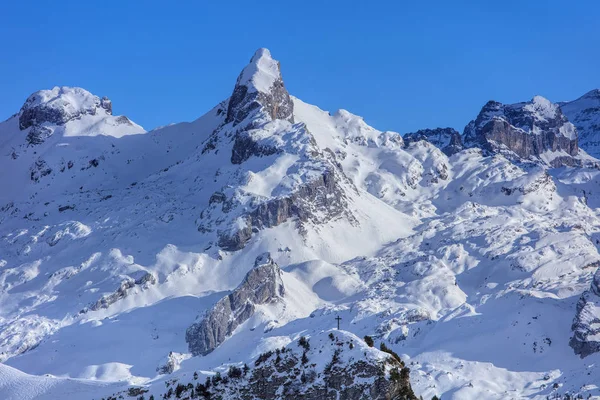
[335,315,342,330]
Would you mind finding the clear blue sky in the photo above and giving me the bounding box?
[1,0,598,134]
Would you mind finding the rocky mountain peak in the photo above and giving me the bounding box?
[17,86,118,145]
[19,86,112,130]
[225,48,294,126]
[463,95,579,164]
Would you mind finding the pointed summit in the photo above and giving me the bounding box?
[237,48,281,94]
[225,48,294,126]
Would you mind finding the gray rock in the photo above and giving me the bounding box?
[404,127,463,156]
[225,48,294,126]
[18,87,116,145]
[186,253,285,356]
[179,332,417,400]
[81,272,156,313]
[463,96,578,163]
[570,263,600,357]
[560,89,600,158]
[231,130,282,164]
[217,167,351,252]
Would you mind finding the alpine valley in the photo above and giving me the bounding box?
[2,49,600,400]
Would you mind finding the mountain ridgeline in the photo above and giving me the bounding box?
[2,48,600,400]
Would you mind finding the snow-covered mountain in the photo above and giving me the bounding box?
[2,48,600,400]
[561,89,600,158]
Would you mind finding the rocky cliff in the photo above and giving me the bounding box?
[570,263,600,358]
[403,127,463,156]
[18,87,116,145]
[463,96,578,165]
[560,89,600,158]
[186,253,285,356]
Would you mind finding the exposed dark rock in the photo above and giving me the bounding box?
[180,331,417,400]
[225,48,294,127]
[217,167,351,251]
[18,87,116,144]
[404,127,463,156]
[81,272,156,313]
[463,96,578,163]
[186,253,284,356]
[570,265,600,357]
[231,130,281,164]
[30,159,52,182]
[100,96,112,115]
[560,89,600,158]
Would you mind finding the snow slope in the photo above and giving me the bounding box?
[2,49,600,400]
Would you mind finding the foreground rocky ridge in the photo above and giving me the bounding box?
[153,331,416,400]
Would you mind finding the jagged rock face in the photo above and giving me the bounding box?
[463,96,578,162]
[80,272,156,313]
[561,89,600,158]
[18,87,114,144]
[403,127,463,156]
[217,167,352,252]
[231,130,282,164]
[570,263,600,358]
[226,48,294,126]
[186,253,285,356]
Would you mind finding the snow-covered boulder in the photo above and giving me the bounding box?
[186,253,285,355]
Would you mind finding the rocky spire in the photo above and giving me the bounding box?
[225,48,294,126]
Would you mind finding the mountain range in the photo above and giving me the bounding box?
[1,48,600,399]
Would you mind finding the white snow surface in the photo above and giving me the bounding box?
[237,48,281,93]
[2,52,600,400]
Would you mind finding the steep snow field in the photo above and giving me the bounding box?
[2,49,600,399]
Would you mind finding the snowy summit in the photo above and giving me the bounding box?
[1,48,600,400]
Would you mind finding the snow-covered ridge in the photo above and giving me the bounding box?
[3,48,600,400]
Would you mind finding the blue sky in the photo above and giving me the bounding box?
[1,0,598,134]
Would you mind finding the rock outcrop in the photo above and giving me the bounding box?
[171,331,416,400]
[186,253,285,356]
[197,49,356,252]
[226,48,294,126]
[217,166,351,251]
[463,96,578,165]
[560,89,600,158]
[403,127,463,156]
[570,264,600,357]
[19,87,114,144]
